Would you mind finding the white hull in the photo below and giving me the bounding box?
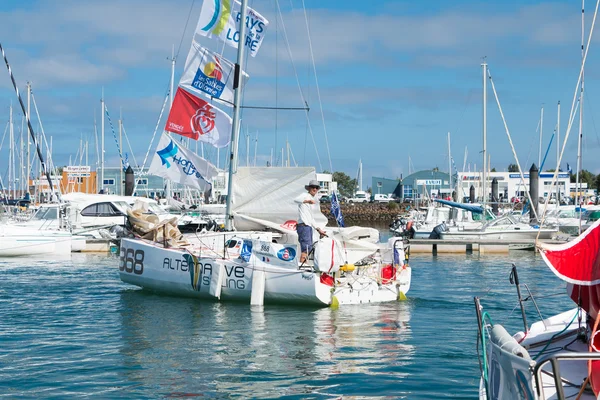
[119,238,411,306]
[441,228,556,241]
[0,226,72,257]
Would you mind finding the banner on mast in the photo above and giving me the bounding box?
[165,87,232,148]
[195,0,269,57]
[149,133,219,191]
[180,40,249,104]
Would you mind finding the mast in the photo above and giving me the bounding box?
[538,105,544,167]
[556,101,561,207]
[19,114,24,193]
[357,159,363,192]
[576,0,585,227]
[9,103,14,198]
[482,60,487,204]
[101,89,105,193]
[447,132,452,196]
[26,82,30,194]
[224,0,250,231]
[253,131,258,167]
[246,128,250,167]
[119,109,123,196]
[86,141,89,194]
[166,45,175,199]
[575,0,585,234]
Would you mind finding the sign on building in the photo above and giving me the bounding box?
[416,179,442,186]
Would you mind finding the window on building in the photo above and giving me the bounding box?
[76,177,83,183]
[136,179,148,185]
[403,185,413,199]
[103,179,115,185]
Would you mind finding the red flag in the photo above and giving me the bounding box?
[164,87,232,148]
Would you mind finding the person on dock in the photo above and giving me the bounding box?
[295,180,327,263]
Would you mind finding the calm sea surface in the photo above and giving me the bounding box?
[0,242,574,399]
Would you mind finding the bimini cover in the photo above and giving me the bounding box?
[538,218,600,286]
[434,199,484,214]
[232,167,327,231]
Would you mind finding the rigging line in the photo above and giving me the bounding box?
[583,91,600,149]
[137,93,170,191]
[103,104,125,168]
[302,0,333,173]
[486,68,539,222]
[211,97,309,110]
[555,0,599,209]
[176,0,197,62]
[538,0,600,236]
[31,90,61,196]
[121,124,140,169]
[274,0,322,171]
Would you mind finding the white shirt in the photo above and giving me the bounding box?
[295,192,324,229]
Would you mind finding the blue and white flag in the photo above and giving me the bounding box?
[330,191,345,227]
[149,133,219,191]
[567,163,573,174]
[180,41,249,104]
[122,153,129,172]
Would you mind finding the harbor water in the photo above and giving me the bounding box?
[0,249,573,398]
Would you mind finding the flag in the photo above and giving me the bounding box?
[149,133,219,191]
[195,0,269,57]
[330,191,345,227]
[180,40,249,104]
[122,153,129,172]
[567,163,573,174]
[165,87,232,147]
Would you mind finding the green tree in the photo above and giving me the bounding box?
[332,171,357,198]
[508,164,518,172]
[595,174,600,191]
[570,170,595,187]
[490,167,497,172]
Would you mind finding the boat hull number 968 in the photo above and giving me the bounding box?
[119,247,144,275]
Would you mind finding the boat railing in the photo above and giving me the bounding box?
[533,352,600,399]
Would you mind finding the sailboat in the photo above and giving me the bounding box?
[0,45,74,257]
[118,0,411,306]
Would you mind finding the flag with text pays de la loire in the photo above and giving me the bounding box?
[165,87,232,148]
[195,0,269,57]
[180,40,249,104]
[149,133,219,191]
[330,191,345,227]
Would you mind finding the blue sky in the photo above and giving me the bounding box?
[1,0,600,188]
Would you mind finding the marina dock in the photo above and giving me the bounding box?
[407,238,567,254]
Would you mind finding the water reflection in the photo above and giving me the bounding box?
[118,290,414,398]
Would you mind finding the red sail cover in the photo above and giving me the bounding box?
[164,87,232,147]
[539,219,600,286]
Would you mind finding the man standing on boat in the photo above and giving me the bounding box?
[296,180,327,264]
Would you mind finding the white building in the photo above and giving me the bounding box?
[457,171,571,202]
[316,173,337,195]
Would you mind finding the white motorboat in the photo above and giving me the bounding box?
[0,224,72,257]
